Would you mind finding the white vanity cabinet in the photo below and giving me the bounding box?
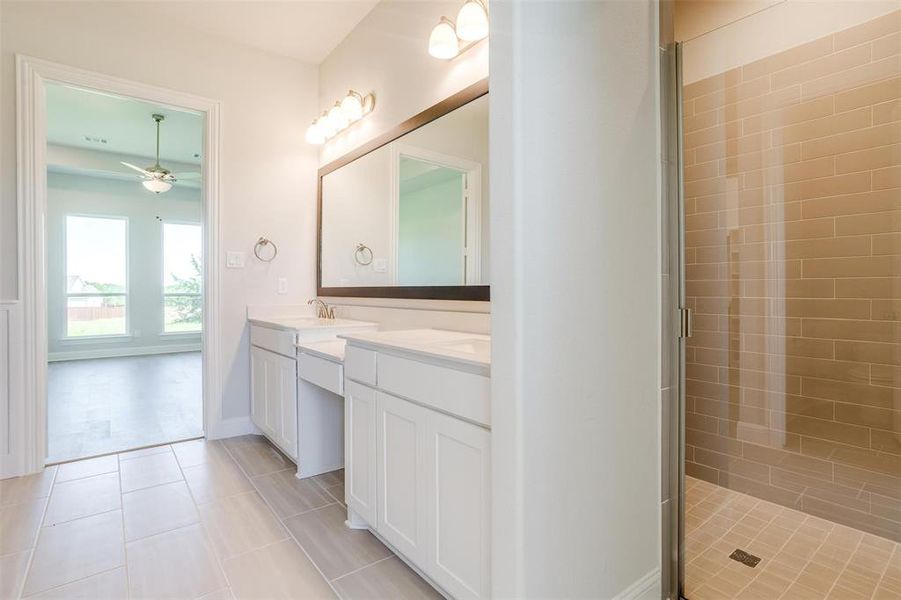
[342,331,491,600]
[250,345,298,458]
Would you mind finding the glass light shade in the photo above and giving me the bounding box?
[143,179,172,194]
[328,104,349,131]
[317,115,336,137]
[428,21,459,59]
[305,121,325,145]
[455,1,488,41]
[341,92,364,121]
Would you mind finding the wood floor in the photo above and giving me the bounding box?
[47,352,203,463]
[0,436,441,599]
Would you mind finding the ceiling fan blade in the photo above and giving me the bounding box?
[120,161,152,176]
[172,172,201,179]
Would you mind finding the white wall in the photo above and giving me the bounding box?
[1,1,320,427]
[490,1,662,597]
[678,0,899,83]
[46,171,202,360]
[316,0,491,321]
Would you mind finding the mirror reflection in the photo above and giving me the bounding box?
[320,93,488,289]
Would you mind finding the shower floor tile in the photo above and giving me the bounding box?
[684,476,901,600]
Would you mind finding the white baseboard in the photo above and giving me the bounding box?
[48,343,201,362]
[207,416,257,440]
[615,568,660,600]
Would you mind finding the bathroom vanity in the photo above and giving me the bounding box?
[247,316,376,474]
[340,329,491,600]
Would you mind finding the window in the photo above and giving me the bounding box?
[163,223,202,333]
[65,215,128,337]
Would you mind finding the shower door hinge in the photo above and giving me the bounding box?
[679,308,693,339]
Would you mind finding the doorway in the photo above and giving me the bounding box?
[671,5,901,598]
[16,56,222,474]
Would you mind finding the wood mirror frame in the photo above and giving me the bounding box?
[317,78,489,301]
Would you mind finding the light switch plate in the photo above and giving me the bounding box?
[226,251,246,268]
[277,277,287,294]
[373,258,387,273]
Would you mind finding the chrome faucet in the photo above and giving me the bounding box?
[308,298,336,319]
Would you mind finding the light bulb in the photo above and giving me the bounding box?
[143,179,172,194]
[341,92,364,121]
[328,104,349,131]
[456,1,488,41]
[428,20,459,59]
[305,121,325,145]
[318,114,336,138]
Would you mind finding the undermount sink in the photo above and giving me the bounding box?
[432,338,491,355]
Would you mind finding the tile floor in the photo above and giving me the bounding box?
[48,353,203,463]
[684,476,901,600]
[0,435,441,599]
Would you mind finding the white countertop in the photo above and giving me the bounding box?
[296,339,346,363]
[340,329,490,374]
[248,316,377,332]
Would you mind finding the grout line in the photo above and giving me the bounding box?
[811,527,865,600]
[15,467,58,600]
[219,438,345,599]
[117,448,131,599]
[871,543,899,600]
[330,555,394,584]
[18,564,125,599]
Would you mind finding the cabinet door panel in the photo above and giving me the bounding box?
[376,392,428,564]
[345,380,378,525]
[275,352,298,459]
[426,412,491,600]
[265,353,283,439]
[250,347,268,433]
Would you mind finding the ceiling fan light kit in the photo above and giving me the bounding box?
[120,113,199,194]
[305,90,375,145]
[428,0,488,60]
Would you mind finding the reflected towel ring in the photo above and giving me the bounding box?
[354,243,373,266]
[254,237,278,262]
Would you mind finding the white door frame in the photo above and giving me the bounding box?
[15,54,222,474]
[389,142,483,285]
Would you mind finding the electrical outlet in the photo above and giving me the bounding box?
[277,277,288,294]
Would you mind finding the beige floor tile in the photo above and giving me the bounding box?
[252,469,333,519]
[172,439,231,469]
[123,480,199,541]
[126,523,226,599]
[183,458,253,504]
[223,436,294,477]
[118,444,172,461]
[0,497,47,555]
[23,510,125,596]
[44,472,120,526]
[324,483,345,507]
[332,556,442,599]
[198,588,235,600]
[0,467,56,507]
[312,469,344,489]
[28,567,127,599]
[55,455,118,483]
[0,550,31,599]
[284,504,392,580]
[119,451,183,493]
[198,491,287,560]
[223,538,335,599]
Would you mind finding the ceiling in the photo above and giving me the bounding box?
[110,0,380,64]
[46,83,204,166]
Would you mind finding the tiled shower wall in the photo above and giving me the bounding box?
[683,10,901,541]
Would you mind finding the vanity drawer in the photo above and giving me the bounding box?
[298,353,344,396]
[377,354,490,427]
[250,325,296,357]
[345,346,378,386]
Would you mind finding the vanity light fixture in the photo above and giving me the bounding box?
[428,0,488,60]
[305,90,375,145]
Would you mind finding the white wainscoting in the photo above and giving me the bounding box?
[0,302,24,478]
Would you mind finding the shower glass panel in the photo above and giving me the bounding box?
[679,7,901,598]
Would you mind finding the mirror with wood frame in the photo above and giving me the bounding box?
[317,80,489,301]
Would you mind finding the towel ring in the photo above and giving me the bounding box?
[254,237,278,262]
[354,243,373,266]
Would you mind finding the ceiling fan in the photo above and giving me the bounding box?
[120,113,200,194]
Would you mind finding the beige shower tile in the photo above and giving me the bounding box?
[126,524,226,599]
[834,10,901,50]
